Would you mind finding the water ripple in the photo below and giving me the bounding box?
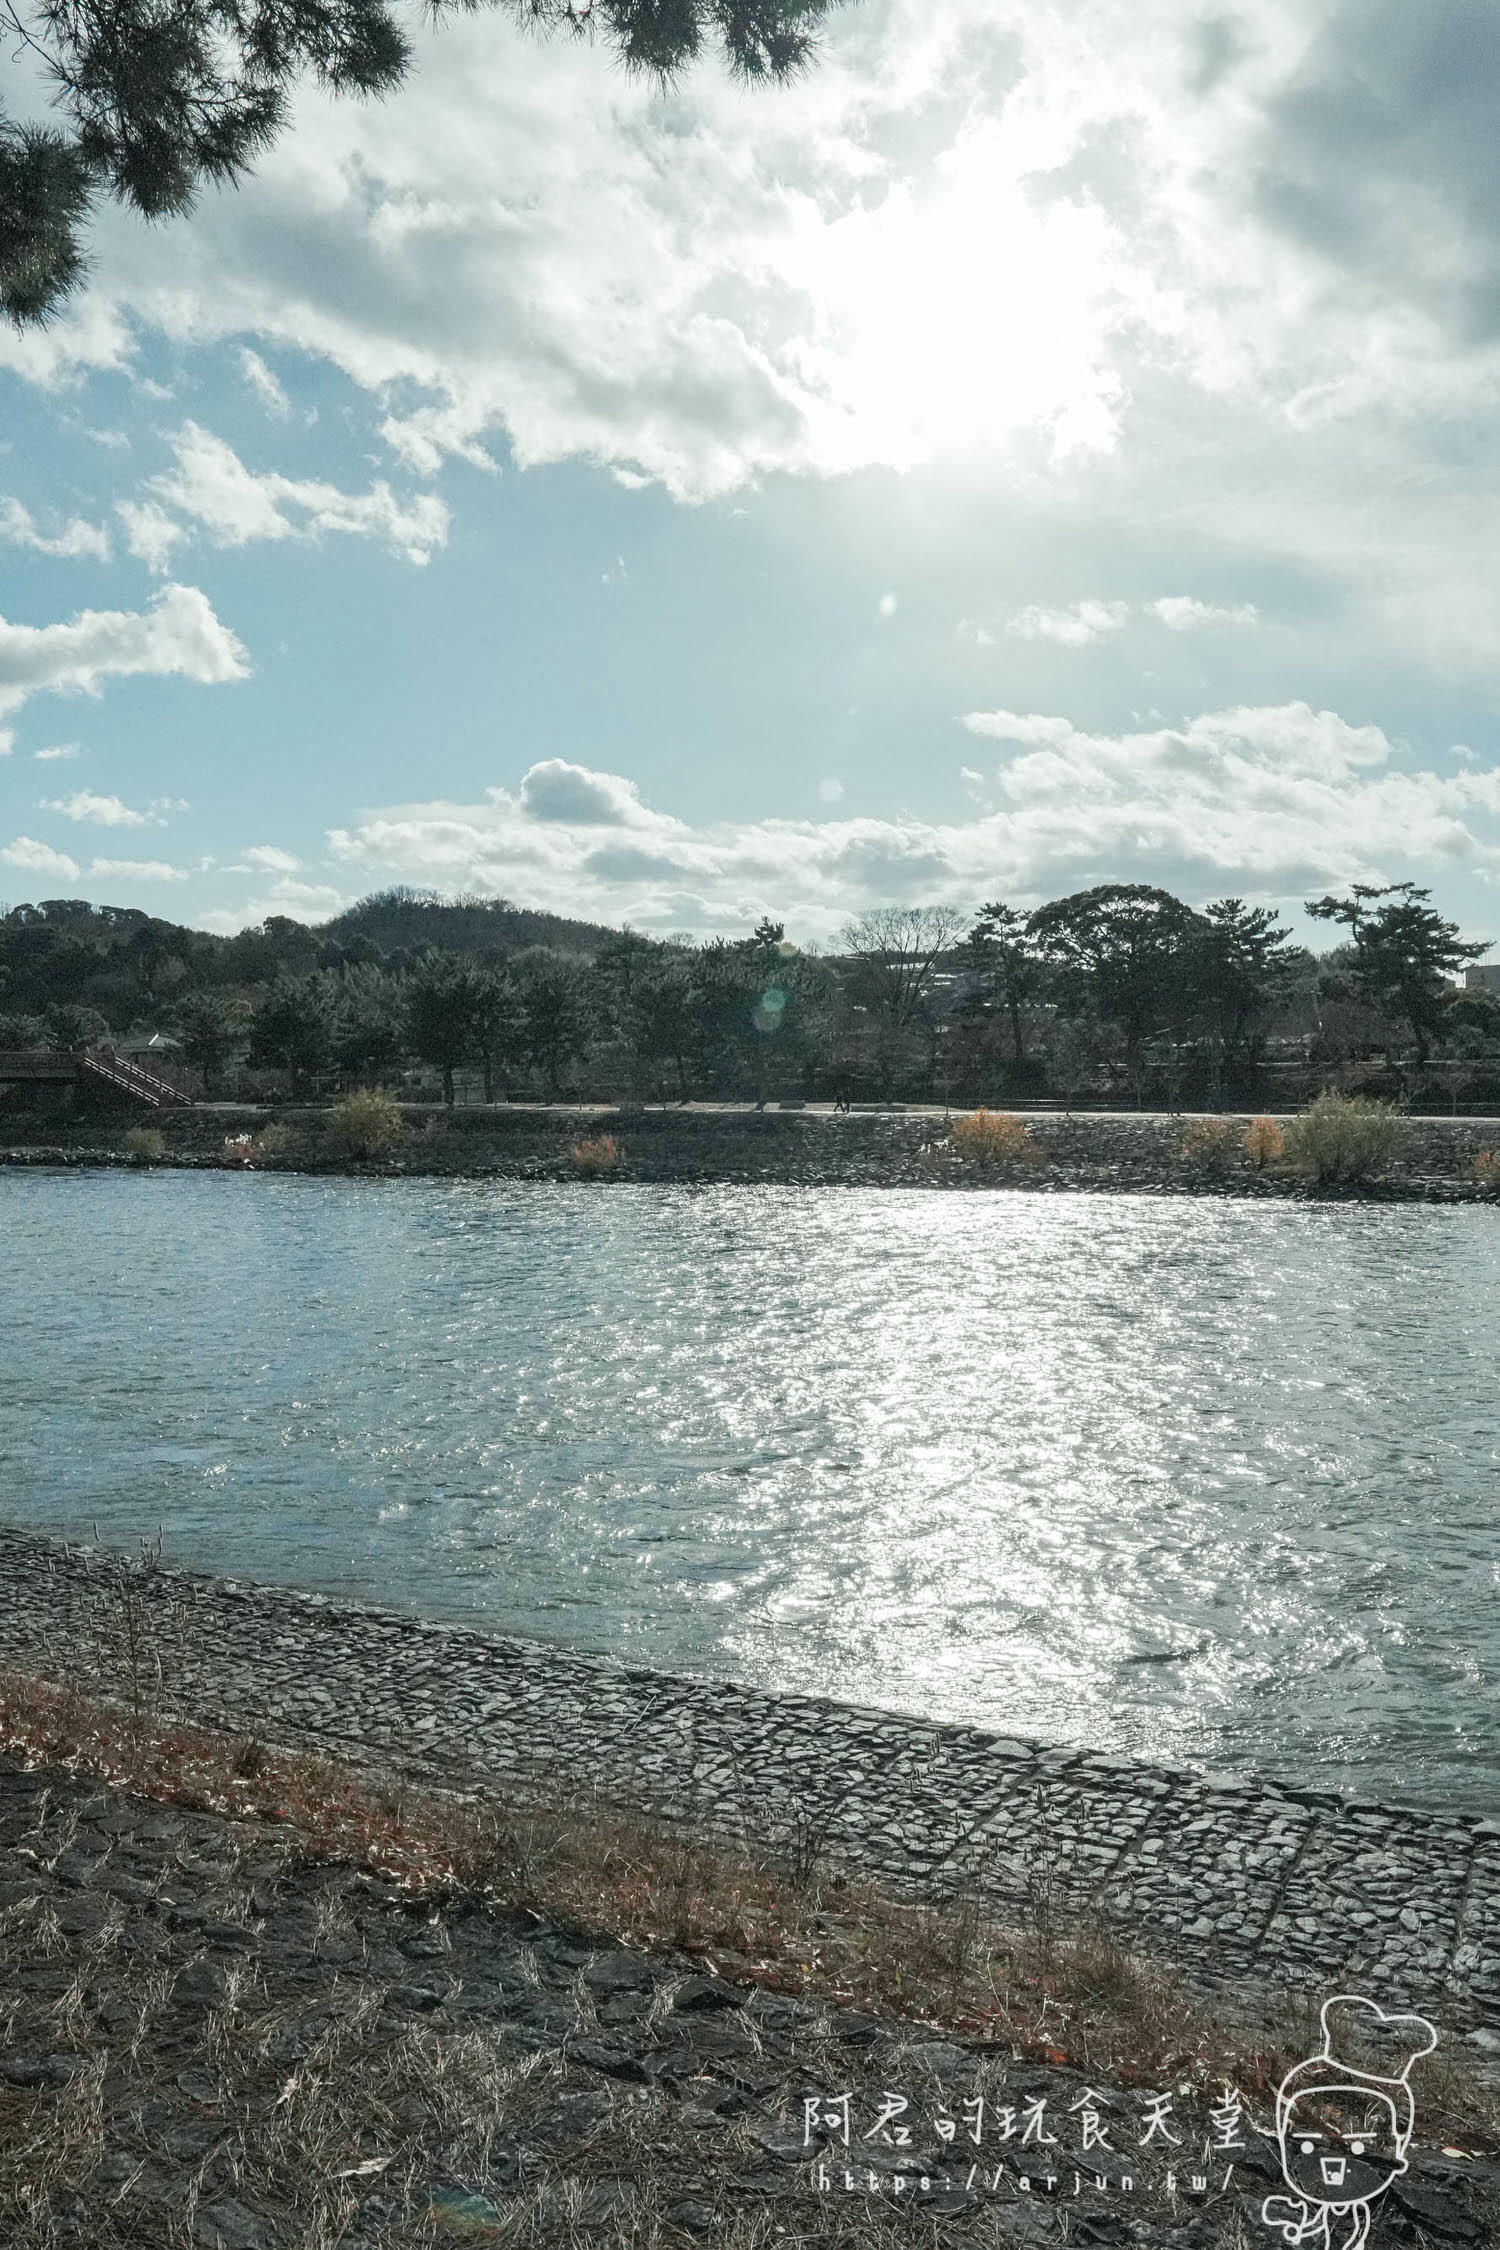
[2,1171,1497,1807]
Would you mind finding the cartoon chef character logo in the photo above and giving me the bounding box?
[1261,1994,1437,2249]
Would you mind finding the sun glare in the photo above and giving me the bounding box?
[776,119,1132,471]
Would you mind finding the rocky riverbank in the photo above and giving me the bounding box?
[2,1527,1497,2048]
[3,1103,1500,1200]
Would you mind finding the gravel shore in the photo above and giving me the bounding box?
[4,1104,1500,1199]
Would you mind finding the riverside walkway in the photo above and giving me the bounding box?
[0,1524,1494,2038]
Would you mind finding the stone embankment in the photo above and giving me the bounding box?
[2,1526,1496,2046]
[9,1758,1498,2249]
[3,1103,1500,1200]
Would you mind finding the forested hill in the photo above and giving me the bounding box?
[2,881,1493,1112]
[322,889,614,958]
[0,888,625,1029]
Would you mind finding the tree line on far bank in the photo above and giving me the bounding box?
[0,879,1495,1111]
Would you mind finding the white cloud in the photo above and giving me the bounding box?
[878,592,899,618]
[40,790,150,827]
[244,844,301,871]
[10,0,1500,692]
[988,594,1262,645]
[0,0,1489,589]
[0,584,249,721]
[956,619,996,646]
[240,349,291,417]
[819,778,845,803]
[1150,596,1261,631]
[87,858,188,882]
[514,758,654,828]
[196,875,349,933]
[1,837,80,882]
[320,712,1500,940]
[963,710,1075,747]
[0,297,134,390]
[960,699,1499,889]
[0,499,110,563]
[117,502,183,572]
[40,792,183,828]
[130,424,449,569]
[33,745,81,761]
[1006,599,1129,646]
[6,1,1312,501]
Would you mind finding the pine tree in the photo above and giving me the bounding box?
[1306,882,1488,1067]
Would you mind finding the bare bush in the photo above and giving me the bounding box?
[951,1109,1038,1167]
[571,1133,624,1178]
[1179,1117,1243,1171]
[1244,1115,1286,1169]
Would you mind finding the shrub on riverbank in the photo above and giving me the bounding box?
[327,1087,404,1159]
[122,1125,166,1165]
[1471,1148,1500,1191]
[571,1132,623,1177]
[1283,1091,1405,1183]
[1178,1118,1242,1172]
[1244,1116,1286,1169]
[952,1108,1037,1166]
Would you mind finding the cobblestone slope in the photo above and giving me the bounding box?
[1,1527,1495,2045]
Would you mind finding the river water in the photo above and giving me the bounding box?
[2,1169,1496,1809]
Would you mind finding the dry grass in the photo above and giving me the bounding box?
[1179,1118,1243,1171]
[570,1134,624,1179]
[2,1666,1495,2157]
[1471,1147,1500,1189]
[2,1675,1497,2250]
[0,1867,585,2249]
[1243,1116,1285,1169]
[950,1110,1038,1167]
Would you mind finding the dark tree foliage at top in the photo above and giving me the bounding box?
[1,0,839,325]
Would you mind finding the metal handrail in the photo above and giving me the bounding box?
[81,1045,192,1108]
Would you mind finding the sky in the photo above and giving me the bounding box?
[3,0,1500,955]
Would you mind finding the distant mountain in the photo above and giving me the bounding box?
[0,889,637,1039]
[319,888,619,958]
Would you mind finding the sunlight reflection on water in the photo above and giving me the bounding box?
[3,1171,1497,1807]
